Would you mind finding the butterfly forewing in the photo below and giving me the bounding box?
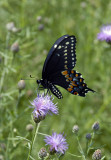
[42,35,76,80]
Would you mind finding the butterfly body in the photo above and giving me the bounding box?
[37,35,95,99]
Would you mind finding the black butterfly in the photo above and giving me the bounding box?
[37,35,95,99]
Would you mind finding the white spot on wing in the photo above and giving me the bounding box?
[66,42,69,45]
[58,45,62,49]
[64,50,67,52]
[54,44,57,48]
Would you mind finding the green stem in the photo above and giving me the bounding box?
[27,122,41,160]
[0,32,10,93]
[76,136,86,160]
[15,90,21,116]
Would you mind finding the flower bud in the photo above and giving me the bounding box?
[6,22,15,31]
[13,128,17,133]
[33,112,45,123]
[92,122,99,131]
[11,42,19,53]
[37,16,42,22]
[38,24,44,31]
[72,125,79,134]
[38,147,47,159]
[0,155,4,160]
[26,124,34,132]
[92,149,101,160]
[18,80,25,91]
[86,133,91,140]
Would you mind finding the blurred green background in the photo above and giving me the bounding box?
[0,0,111,159]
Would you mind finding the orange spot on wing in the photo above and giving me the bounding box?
[71,83,77,86]
[65,74,69,78]
[67,88,73,92]
[76,74,78,77]
[69,85,73,88]
[62,70,68,75]
[68,77,73,81]
[80,79,83,82]
[74,92,78,95]
[71,81,75,84]
[71,70,74,73]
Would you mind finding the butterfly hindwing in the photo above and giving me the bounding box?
[48,70,95,97]
[61,70,95,97]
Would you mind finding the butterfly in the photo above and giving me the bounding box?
[37,35,95,99]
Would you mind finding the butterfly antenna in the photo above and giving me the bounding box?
[21,75,38,80]
[30,75,36,79]
[21,78,34,80]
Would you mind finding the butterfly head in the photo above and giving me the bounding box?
[37,79,41,84]
[36,79,47,88]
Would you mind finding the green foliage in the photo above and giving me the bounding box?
[0,0,111,159]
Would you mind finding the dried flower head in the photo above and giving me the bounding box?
[92,149,102,160]
[86,133,92,140]
[38,147,48,159]
[72,125,79,134]
[97,24,111,44]
[11,42,19,53]
[44,132,68,155]
[30,94,58,123]
[18,80,26,91]
[92,122,99,131]
[26,124,34,132]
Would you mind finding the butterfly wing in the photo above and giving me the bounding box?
[42,35,76,79]
[47,70,95,97]
[41,35,94,98]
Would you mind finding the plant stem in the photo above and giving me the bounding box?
[76,136,86,160]
[0,32,10,93]
[15,90,21,116]
[27,122,41,160]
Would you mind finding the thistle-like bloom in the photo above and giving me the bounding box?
[44,132,68,155]
[30,94,58,123]
[97,24,111,43]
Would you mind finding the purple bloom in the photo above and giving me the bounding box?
[97,24,111,43]
[44,132,68,154]
[30,94,58,123]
